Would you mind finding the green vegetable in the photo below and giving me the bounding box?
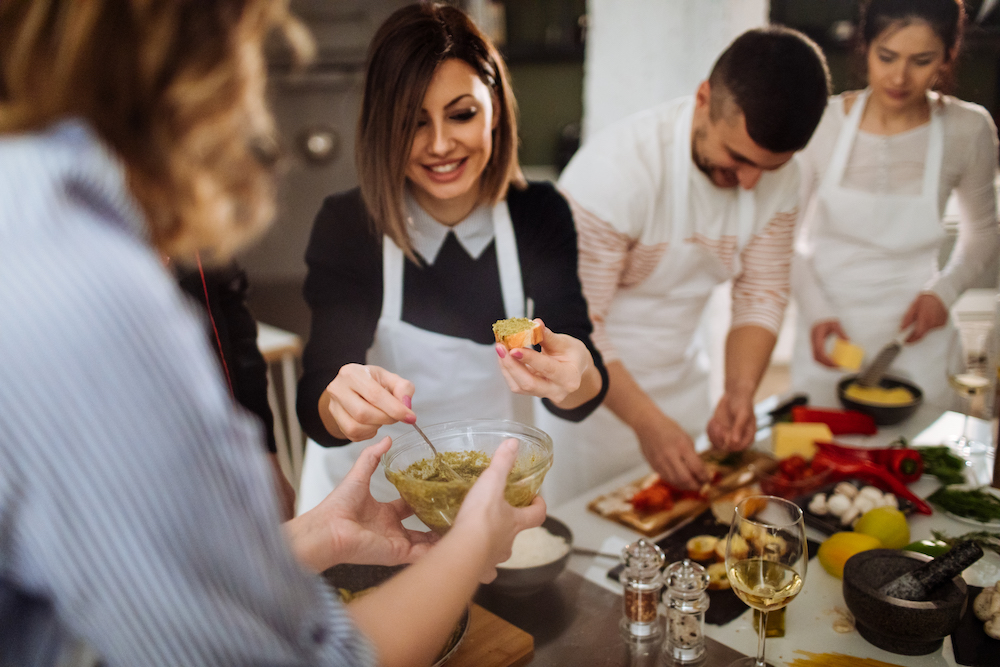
[915,446,968,485]
[927,486,1000,523]
[902,539,951,557]
[931,529,1000,557]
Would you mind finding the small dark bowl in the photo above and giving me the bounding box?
[843,549,968,656]
[837,374,923,426]
[486,515,573,597]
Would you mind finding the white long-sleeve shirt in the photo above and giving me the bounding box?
[793,92,1000,326]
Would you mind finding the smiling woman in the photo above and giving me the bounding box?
[294,2,609,513]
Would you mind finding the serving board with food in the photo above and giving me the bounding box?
[587,450,778,536]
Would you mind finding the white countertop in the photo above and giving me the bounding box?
[550,407,998,667]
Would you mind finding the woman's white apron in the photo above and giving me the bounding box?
[791,89,957,409]
[297,201,531,513]
[536,99,755,507]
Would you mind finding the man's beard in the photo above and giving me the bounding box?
[691,128,738,189]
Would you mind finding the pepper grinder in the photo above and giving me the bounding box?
[619,539,666,640]
[663,559,710,664]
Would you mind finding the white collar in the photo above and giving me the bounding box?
[405,190,494,264]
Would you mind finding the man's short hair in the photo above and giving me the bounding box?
[708,26,831,153]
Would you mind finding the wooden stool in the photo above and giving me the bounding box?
[256,322,304,490]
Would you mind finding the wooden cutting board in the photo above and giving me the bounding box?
[446,603,533,667]
[587,450,777,536]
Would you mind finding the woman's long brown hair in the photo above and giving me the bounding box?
[357,2,524,261]
[0,0,312,261]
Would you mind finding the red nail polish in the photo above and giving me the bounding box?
[511,350,523,360]
[404,413,416,424]
[496,345,506,359]
[402,395,412,409]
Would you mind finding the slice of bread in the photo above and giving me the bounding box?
[492,317,542,350]
[686,535,719,561]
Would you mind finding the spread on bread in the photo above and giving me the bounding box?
[706,562,731,590]
[686,535,719,561]
[492,317,542,350]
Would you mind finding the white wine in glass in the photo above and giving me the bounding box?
[946,323,993,455]
[725,496,807,667]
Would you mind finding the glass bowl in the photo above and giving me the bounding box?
[382,419,553,535]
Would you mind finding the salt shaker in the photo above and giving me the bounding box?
[663,559,710,664]
[619,539,666,639]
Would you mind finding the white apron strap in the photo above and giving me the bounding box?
[671,98,696,248]
[492,200,526,319]
[823,88,870,191]
[736,187,756,251]
[380,237,404,322]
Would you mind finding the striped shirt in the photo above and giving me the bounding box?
[0,121,376,666]
[559,97,799,364]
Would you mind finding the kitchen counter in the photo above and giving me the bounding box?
[516,405,1000,667]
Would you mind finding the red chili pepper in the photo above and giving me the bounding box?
[811,449,932,515]
[813,441,924,485]
[791,406,877,435]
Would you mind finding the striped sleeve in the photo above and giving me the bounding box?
[730,209,798,333]
[564,191,667,363]
[0,212,376,666]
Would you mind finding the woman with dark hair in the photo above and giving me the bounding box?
[792,0,999,408]
[296,3,608,510]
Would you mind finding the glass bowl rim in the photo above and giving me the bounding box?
[381,418,554,481]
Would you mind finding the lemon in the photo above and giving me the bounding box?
[817,532,882,579]
[853,506,910,550]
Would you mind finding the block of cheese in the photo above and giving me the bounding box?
[771,422,834,459]
[831,338,864,371]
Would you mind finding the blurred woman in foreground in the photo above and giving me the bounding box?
[0,2,543,665]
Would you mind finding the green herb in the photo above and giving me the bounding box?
[915,446,968,485]
[931,529,1000,557]
[927,486,1000,523]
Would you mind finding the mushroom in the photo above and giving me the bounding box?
[808,494,828,515]
[973,581,1000,638]
[827,493,851,517]
[852,496,876,517]
[833,482,858,499]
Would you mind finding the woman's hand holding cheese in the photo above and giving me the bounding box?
[494,318,601,409]
[810,319,850,368]
[320,363,416,441]
[900,292,948,343]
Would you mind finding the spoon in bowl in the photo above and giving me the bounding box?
[411,422,463,481]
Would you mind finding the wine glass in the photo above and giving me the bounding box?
[945,322,993,455]
[725,496,806,667]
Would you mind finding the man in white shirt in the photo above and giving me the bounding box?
[540,27,830,501]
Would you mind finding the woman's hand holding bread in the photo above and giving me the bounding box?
[494,318,601,409]
[320,363,416,441]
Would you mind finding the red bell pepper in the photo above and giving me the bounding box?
[811,448,932,515]
[813,441,924,485]
[791,406,877,435]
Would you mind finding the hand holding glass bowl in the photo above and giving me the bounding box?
[725,496,807,667]
[382,419,553,534]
